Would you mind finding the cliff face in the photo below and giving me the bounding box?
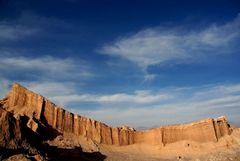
[1,83,232,146]
[1,83,136,145]
[133,116,231,145]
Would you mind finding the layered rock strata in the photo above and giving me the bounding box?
[1,83,232,146]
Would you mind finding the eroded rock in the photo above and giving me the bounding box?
[0,83,233,147]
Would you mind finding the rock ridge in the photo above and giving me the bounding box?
[1,83,232,146]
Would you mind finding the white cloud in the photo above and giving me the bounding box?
[192,84,240,100]
[23,82,76,97]
[0,22,39,41]
[0,55,93,81]
[98,90,172,103]
[0,79,12,98]
[143,73,157,81]
[51,90,172,106]
[0,12,77,43]
[101,14,240,69]
[49,83,240,108]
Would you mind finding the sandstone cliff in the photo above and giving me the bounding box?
[1,83,232,146]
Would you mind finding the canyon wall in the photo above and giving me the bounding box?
[1,83,232,146]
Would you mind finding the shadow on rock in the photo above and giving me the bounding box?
[0,147,27,160]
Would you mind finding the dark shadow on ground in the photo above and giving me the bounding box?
[0,145,107,161]
[43,144,106,161]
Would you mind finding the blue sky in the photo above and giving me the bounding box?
[0,0,240,128]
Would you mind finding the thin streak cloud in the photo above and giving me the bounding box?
[50,90,172,106]
[0,55,94,81]
[0,22,39,41]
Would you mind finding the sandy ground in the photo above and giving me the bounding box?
[26,128,240,161]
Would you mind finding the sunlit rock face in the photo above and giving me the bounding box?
[0,83,232,146]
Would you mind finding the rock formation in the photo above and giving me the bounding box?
[0,107,23,149]
[0,83,232,147]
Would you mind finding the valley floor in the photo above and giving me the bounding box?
[2,127,240,161]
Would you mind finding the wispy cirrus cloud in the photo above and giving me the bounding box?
[0,12,74,42]
[51,83,240,108]
[22,82,76,97]
[0,22,39,41]
[0,55,93,81]
[0,79,12,98]
[0,12,49,42]
[50,90,172,106]
[101,14,240,69]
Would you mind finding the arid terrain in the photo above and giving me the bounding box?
[0,83,240,161]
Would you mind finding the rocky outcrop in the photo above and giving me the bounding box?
[1,83,232,146]
[0,107,23,149]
